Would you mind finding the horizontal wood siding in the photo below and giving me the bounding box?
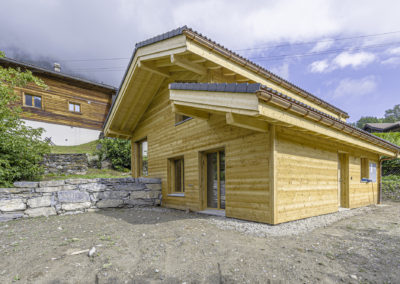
[131,87,271,223]
[17,75,112,130]
[275,127,380,223]
[275,129,338,223]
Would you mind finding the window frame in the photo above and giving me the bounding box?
[174,114,192,126]
[23,92,42,109]
[360,157,369,181]
[168,156,185,196]
[68,101,81,113]
[135,138,148,177]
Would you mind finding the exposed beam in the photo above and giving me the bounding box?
[172,103,210,120]
[226,113,269,133]
[138,60,170,78]
[204,62,222,70]
[107,129,132,137]
[170,54,207,75]
[223,68,236,76]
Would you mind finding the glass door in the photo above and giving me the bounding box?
[206,150,225,209]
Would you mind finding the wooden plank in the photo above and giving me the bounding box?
[170,54,207,75]
[226,113,269,133]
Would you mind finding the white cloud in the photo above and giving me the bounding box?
[387,47,400,55]
[310,40,334,52]
[309,60,329,72]
[332,76,377,98]
[333,52,376,68]
[270,62,290,80]
[382,57,400,65]
[309,52,376,73]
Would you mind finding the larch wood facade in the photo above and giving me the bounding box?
[104,27,400,224]
[1,57,116,145]
[17,76,113,130]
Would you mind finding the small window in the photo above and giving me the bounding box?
[69,102,81,113]
[361,158,369,180]
[137,139,148,176]
[24,94,42,108]
[369,162,377,182]
[169,157,184,193]
[175,114,192,125]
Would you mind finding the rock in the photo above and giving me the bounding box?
[138,177,161,184]
[129,191,149,199]
[96,191,129,200]
[13,181,39,188]
[88,247,96,257]
[27,196,52,208]
[36,185,76,193]
[0,199,26,212]
[65,179,90,185]
[101,159,112,169]
[96,199,124,208]
[0,187,33,194]
[145,183,162,191]
[62,202,92,211]
[350,275,358,280]
[0,212,24,222]
[39,180,65,187]
[58,191,90,203]
[25,207,56,217]
[70,249,89,255]
[79,183,107,192]
[113,183,146,191]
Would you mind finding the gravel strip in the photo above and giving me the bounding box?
[207,205,379,237]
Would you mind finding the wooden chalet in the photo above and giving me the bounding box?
[104,27,400,224]
[0,57,116,145]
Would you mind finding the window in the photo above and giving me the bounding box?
[369,162,377,182]
[175,114,192,125]
[137,139,148,176]
[69,102,81,113]
[361,158,369,180]
[24,94,42,108]
[168,157,184,193]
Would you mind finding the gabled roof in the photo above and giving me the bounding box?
[0,57,117,93]
[105,26,349,129]
[364,122,400,132]
[169,83,400,154]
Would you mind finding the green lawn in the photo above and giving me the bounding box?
[51,140,99,154]
[41,168,129,181]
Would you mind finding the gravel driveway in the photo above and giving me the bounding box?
[0,202,399,283]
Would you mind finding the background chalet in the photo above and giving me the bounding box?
[104,27,400,224]
[0,57,116,145]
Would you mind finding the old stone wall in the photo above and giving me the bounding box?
[0,177,161,222]
[42,154,89,175]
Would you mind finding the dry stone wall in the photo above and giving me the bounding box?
[0,177,161,222]
[42,154,89,175]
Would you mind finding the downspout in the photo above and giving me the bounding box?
[379,152,399,204]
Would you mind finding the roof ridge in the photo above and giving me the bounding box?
[0,57,117,90]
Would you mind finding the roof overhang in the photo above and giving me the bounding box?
[169,83,400,157]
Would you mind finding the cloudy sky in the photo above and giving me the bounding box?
[1,0,400,122]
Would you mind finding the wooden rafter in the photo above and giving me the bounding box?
[170,54,207,75]
[226,113,269,132]
[138,60,170,78]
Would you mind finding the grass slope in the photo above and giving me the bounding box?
[51,140,99,154]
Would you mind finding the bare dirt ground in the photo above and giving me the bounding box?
[0,202,399,284]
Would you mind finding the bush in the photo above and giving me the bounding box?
[95,138,131,171]
[0,51,50,187]
[382,175,400,201]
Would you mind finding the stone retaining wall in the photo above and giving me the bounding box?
[0,177,161,222]
[43,154,89,175]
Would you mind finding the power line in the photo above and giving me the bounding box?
[249,41,400,61]
[57,29,400,63]
[236,30,400,52]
